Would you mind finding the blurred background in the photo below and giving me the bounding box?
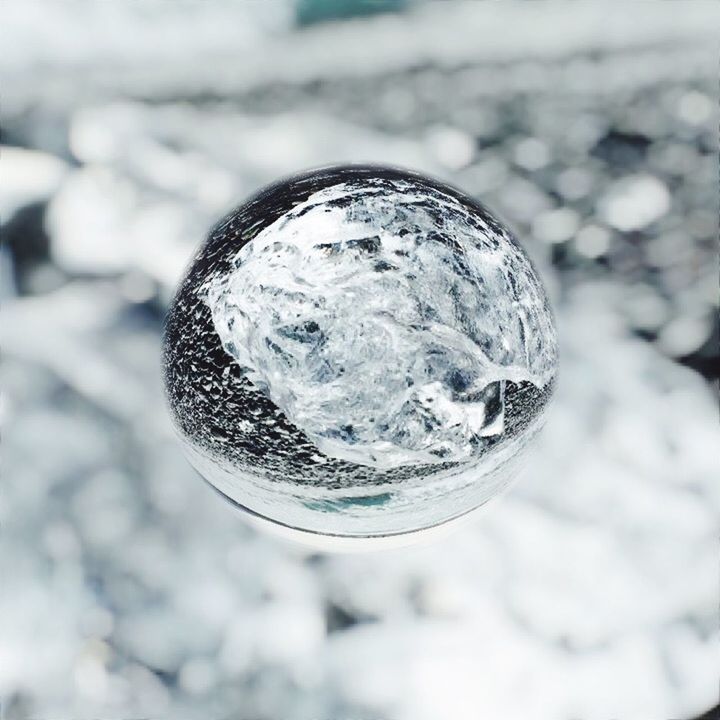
[1,1,718,719]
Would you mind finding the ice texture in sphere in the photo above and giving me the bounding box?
[163,166,558,544]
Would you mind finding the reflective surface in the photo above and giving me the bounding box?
[163,166,558,540]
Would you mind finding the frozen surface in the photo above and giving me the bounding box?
[205,177,556,470]
[1,1,718,719]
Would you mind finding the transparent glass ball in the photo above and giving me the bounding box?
[163,166,558,547]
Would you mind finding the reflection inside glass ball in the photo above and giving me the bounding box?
[163,165,557,547]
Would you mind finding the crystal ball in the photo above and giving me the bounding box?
[163,166,557,545]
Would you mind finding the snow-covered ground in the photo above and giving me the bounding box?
[1,2,718,718]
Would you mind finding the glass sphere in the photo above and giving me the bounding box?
[163,166,557,546]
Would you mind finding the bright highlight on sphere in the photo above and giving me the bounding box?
[163,166,558,546]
